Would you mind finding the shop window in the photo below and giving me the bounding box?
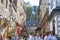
[13,0,17,12]
[51,0,54,9]
[57,0,60,6]
[57,18,60,21]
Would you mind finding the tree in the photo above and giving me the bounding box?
[34,7,38,21]
[26,5,32,20]
[34,12,38,21]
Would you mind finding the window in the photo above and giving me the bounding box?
[58,28,60,31]
[13,0,17,12]
[57,15,60,18]
[39,0,42,5]
[9,0,12,3]
[58,23,60,25]
[1,0,3,4]
[58,32,60,36]
[6,0,8,8]
[51,0,54,9]
[57,18,60,21]
[57,0,60,6]
[13,0,17,6]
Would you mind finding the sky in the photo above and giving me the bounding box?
[24,0,39,6]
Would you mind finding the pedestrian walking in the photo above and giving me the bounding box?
[7,36,12,40]
[16,26,22,39]
[49,32,57,40]
[46,31,53,40]
[44,33,47,40]
[28,32,34,40]
[34,33,37,40]
[12,34,17,40]
[43,32,51,40]
[0,34,3,40]
[37,33,42,40]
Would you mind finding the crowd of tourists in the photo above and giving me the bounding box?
[22,31,57,40]
[0,26,58,40]
[43,31,57,40]
[0,31,57,40]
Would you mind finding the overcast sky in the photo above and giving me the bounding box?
[24,0,39,6]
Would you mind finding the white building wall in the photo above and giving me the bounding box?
[49,16,58,34]
[0,0,1,3]
[3,0,6,8]
[57,15,60,37]
[48,0,60,37]
[40,0,47,20]
[49,21,53,31]
[49,0,56,15]
[56,0,60,6]
[17,0,26,25]
[49,0,51,15]
[54,16,57,35]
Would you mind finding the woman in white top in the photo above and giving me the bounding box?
[49,32,57,40]
[44,35,47,40]
[36,33,42,40]
[28,33,34,40]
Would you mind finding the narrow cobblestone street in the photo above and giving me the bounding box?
[0,0,60,40]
